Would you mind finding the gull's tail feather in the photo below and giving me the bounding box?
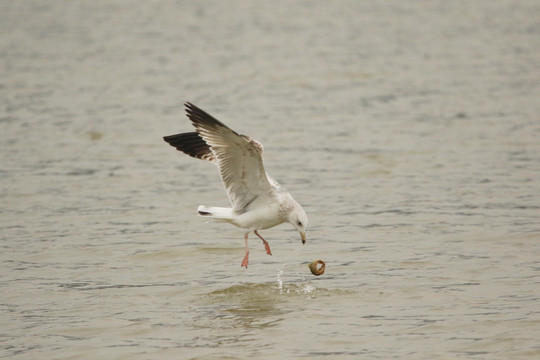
[197,206,234,221]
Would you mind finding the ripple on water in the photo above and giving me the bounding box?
[192,279,356,332]
[204,279,355,313]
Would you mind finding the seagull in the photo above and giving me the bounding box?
[163,102,308,268]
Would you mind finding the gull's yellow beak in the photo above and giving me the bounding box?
[300,231,306,244]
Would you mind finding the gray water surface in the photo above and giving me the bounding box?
[1,1,539,359]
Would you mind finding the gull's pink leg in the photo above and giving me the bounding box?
[254,230,272,256]
[241,232,249,268]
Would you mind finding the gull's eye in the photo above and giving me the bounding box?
[297,221,302,226]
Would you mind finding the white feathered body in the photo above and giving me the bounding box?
[198,182,299,231]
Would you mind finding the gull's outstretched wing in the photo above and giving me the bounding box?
[184,102,274,212]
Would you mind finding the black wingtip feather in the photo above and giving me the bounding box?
[163,132,214,161]
[184,102,238,135]
[163,102,238,162]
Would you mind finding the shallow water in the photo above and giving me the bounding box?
[1,1,540,359]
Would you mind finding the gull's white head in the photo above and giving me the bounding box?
[287,202,308,244]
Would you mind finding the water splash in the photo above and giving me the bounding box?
[301,284,316,294]
[276,268,317,296]
[276,269,284,294]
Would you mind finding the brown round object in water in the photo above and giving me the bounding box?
[309,260,326,276]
